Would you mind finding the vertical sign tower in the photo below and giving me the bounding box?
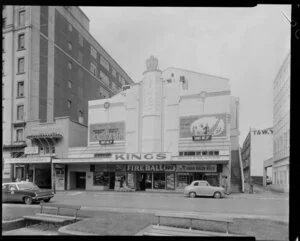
[141,56,163,152]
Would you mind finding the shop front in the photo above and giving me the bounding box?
[4,157,52,189]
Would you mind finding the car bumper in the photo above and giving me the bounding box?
[33,195,54,201]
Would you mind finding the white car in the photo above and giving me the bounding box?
[184,180,226,198]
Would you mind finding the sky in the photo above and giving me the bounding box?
[80,5,291,146]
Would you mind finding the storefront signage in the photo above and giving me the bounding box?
[176,164,217,172]
[180,114,227,138]
[127,164,175,172]
[177,155,224,161]
[4,157,51,164]
[89,122,125,142]
[99,140,114,145]
[24,146,39,154]
[252,128,273,135]
[113,153,171,162]
[192,135,212,141]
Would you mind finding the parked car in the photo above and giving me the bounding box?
[2,181,54,205]
[184,180,225,198]
[266,176,272,185]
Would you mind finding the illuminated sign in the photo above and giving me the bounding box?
[127,164,175,172]
[89,122,125,142]
[176,164,217,172]
[112,153,171,162]
[252,129,273,135]
[180,114,227,138]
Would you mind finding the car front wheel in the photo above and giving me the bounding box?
[24,196,33,205]
[213,192,221,199]
[189,192,196,198]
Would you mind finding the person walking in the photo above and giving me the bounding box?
[223,176,229,195]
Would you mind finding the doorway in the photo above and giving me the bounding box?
[136,173,146,191]
[75,172,86,189]
[109,172,115,190]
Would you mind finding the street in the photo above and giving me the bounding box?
[47,191,288,222]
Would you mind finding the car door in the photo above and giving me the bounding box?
[194,181,205,196]
[199,181,211,196]
[2,184,9,202]
[7,184,19,202]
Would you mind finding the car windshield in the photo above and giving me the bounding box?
[18,182,40,190]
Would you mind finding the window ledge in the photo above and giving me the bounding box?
[16,72,25,75]
[16,95,25,99]
[17,48,26,52]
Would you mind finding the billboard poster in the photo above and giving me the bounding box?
[180,114,227,138]
[89,122,125,142]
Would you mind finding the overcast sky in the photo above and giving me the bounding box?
[81,5,291,145]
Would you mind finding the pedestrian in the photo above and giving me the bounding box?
[223,176,229,195]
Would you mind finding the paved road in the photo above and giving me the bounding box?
[49,191,288,222]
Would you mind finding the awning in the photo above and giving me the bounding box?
[4,157,51,164]
[3,142,27,149]
[52,158,228,165]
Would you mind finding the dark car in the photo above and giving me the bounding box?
[2,182,54,205]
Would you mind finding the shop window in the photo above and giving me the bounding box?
[166,173,175,190]
[153,173,165,190]
[18,34,25,50]
[17,81,24,97]
[115,173,126,188]
[18,57,25,73]
[93,171,109,186]
[52,146,55,154]
[177,173,190,189]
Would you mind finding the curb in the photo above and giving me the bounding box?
[2,218,26,231]
[58,219,98,236]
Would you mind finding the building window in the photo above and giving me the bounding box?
[112,68,117,78]
[78,34,83,47]
[214,151,219,156]
[18,57,25,73]
[68,23,72,32]
[3,18,6,28]
[90,62,98,76]
[17,81,24,97]
[68,42,72,51]
[100,71,109,85]
[18,34,25,50]
[18,10,25,27]
[78,110,84,123]
[78,51,83,64]
[68,80,72,88]
[67,100,72,109]
[17,105,24,120]
[91,46,97,59]
[100,56,109,71]
[16,129,24,141]
[2,37,4,52]
[52,146,55,154]
[68,61,72,70]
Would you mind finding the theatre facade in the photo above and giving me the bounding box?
[53,56,242,193]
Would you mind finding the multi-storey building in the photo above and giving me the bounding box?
[51,56,243,193]
[2,6,133,182]
[241,127,273,185]
[272,52,290,192]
